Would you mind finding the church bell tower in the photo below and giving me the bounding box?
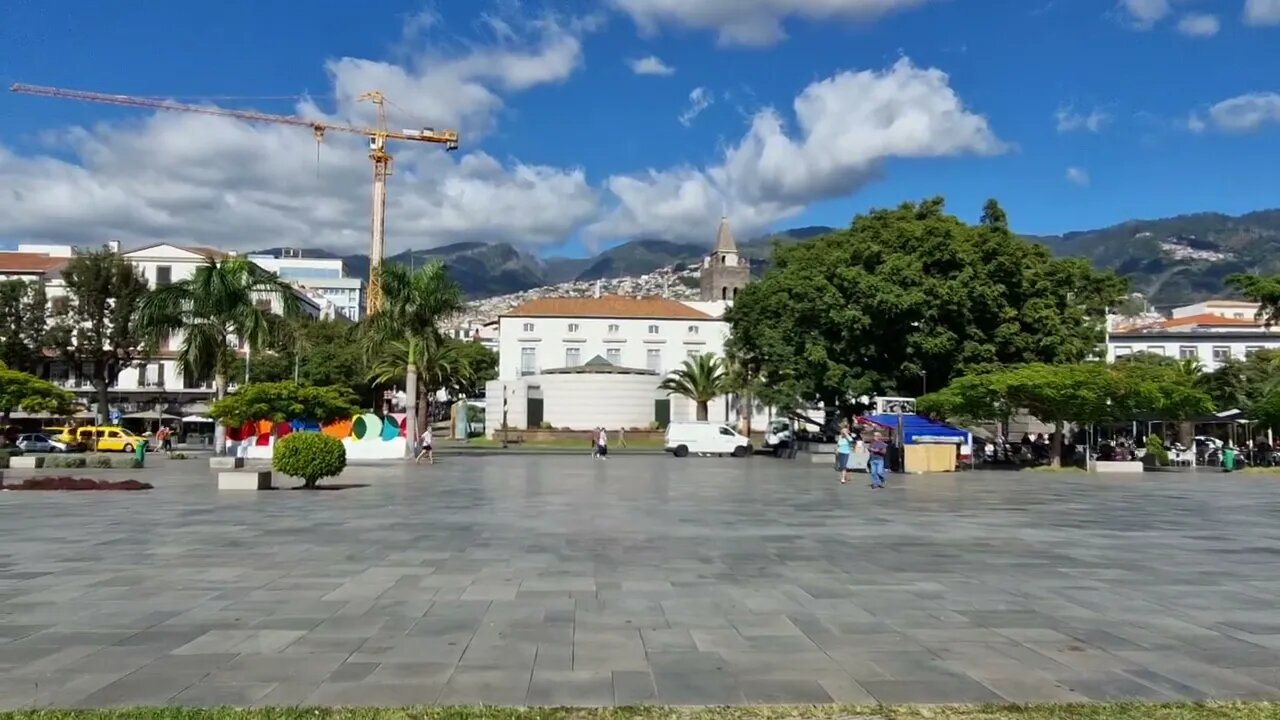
[699,217,750,302]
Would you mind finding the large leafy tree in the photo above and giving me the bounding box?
[727,198,1126,410]
[136,257,299,455]
[659,353,728,422]
[0,279,48,374]
[48,250,150,424]
[0,362,74,427]
[368,333,473,434]
[448,340,498,398]
[1226,273,1280,325]
[361,262,464,455]
[209,381,358,428]
[236,319,373,402]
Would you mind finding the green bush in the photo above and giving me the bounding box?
[273,432,346,488]
[90,455,114,468]
[48,456,87,469]
[1145,433,1170,466]
[116,458,143,469]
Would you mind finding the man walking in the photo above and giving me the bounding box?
[868,431,888,489]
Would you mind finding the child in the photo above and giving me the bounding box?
[415,425,434,464]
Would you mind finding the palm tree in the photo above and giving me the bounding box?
[367,332,474,437]
[362,262,463,456]
[136,257,300,455]
[660,353,729,422]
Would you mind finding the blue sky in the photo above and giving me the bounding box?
[2,0,1278,257]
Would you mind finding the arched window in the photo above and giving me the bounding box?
[732,287,739,300]
[721,255,727,265]
[721,286,727,300]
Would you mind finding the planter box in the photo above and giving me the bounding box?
[209,457,245,470]
[218,470,273,490]
[9,456,44,469]
[1092,460,1145,474]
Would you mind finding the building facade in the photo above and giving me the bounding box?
[1107,301,1278,371]
[699,217,750,302]
[246,250,365,321]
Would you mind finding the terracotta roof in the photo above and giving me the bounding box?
[1155,313,1260,329]
[503,296,712,320]
[0,252,66,274]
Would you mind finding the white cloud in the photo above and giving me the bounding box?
[591,58,1004,242]
[1176,12,1220,36]
[678,87,715,126]
[1187,113,1208,133]
[1117,0,1171,28]
[628,55,676,75]
[611,0,933,46]
[1245,0,1280,25]
[0,11,599,255]
[1065,166,1090,187]
[1056,105,1110,133]
[1197,92,1280,132]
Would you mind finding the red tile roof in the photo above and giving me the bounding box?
[0,252,66,274]
[504,296,712,320]
[1156,313,1260,329]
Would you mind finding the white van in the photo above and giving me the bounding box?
[664,421,753,458]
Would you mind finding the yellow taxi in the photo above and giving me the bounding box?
[72,426,149,453]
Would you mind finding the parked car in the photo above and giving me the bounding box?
[763,419,795,456]
[73,426,149,453]
[15,433,75,453]
[664,421,753,458]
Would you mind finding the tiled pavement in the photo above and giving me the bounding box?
[1,456,1280,707]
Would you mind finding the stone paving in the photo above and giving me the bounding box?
[1,456,1279,707]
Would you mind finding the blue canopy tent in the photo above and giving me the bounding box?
[864,414,970,445]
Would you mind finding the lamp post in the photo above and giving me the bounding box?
[920,369,927,397]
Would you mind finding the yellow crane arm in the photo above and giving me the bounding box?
[10,83,459,148]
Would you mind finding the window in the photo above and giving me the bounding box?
[687,349,700,360]
[520,347,537,374]
[606,348,622,365]
[687,325,699,335]
[1179,346,1198,360]
[567,323,580,333]
[1148,346,1166,356]
[1212,346,1232,363]
[155,265,172,287]
[565,347,581,367]
[607,324,619,335]
[1113,346,1132,358]
[1235,313,1245,319]
[721,287,728,300]
[646,348,661,372]
[522,322,534,333]
[718,426,735,436]
[51,296,68,314]
[1246,346,1264,357]
[648,324,659,335]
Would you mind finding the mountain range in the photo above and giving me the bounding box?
[256,211,1280,307]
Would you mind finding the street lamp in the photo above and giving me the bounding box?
[920,369,927,397]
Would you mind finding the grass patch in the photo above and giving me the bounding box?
[1238,466,1280,475]
[1027,465,1087,472]
[0,703,1276,720]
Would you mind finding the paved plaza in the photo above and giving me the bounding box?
[1,456,1279,707]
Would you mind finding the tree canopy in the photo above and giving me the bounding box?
[0,362,75,420]
[659,353,728,422]
[209,381,358,427]
[237,319,374,401]
[726,198,1126,410]
[0,279,48,374]
[1226,273,1280,326]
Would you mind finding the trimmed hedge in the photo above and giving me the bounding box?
[273,432,346,488]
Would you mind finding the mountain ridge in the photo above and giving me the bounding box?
[253,208,1280,306]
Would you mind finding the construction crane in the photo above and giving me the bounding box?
[10,83,459,315]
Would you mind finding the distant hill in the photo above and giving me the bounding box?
[251,210,1280,305]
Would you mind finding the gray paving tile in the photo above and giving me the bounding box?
[613,670,658,704]
[169,682,278,707]
[527,670,615,706]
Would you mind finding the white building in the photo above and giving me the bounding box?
[246,250,365,322]
[1108,300,1278,371]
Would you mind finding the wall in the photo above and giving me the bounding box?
[537,374,662,430]
[497,315,728,380]
[1170,301,1260,319]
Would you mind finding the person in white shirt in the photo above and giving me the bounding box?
[415,426,434,465]
[597,427,608,460]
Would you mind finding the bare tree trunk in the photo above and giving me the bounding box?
[416,388,430,442]
[404,363,419,459]
[696,401,708,422]
[1050,420,1064,468]
[741,393,753,437]
[213,371,227,456]
[95,376,109,426]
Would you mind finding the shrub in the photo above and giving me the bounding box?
[273,432,346,489]
[1145,433,1169,466]
[115,458,143,469]
[91,455,114,469]
[538,421,553,429]
[48,456,87,469]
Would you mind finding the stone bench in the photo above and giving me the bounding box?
[1092,460,1145,474]
[209,456,245,470]
[217,470,273,490]
[9,456,44,469]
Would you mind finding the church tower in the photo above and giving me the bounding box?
[699,217,750,301]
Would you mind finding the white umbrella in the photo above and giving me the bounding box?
[182,415,214,423]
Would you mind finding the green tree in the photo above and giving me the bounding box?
[1226,273,1280,325]
[236,319,373,401]
[136,257,300,455]
[361,262,464,457]
[209,381,358,428]
[368,333,472,434]
[727,198,1126,408]
[0,279,48,374]
[449,340,498,398]
[0,361,74,426]
[48,250,150,424]
[659,353,728,422]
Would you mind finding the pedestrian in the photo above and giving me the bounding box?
[597,427,609,460]
[160,425,173,453]
[415,424,434,465]
[836,425,852,484]
[619,427,627,448]
[868,430,889,489]
[591,428,600,458]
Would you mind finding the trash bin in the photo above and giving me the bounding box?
[134,440,146,468]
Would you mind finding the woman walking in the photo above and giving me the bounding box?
[836,426,853,484]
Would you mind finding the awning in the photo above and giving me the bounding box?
[862,413,971,445]
[123,410,180,420]
[182,415,214,423]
